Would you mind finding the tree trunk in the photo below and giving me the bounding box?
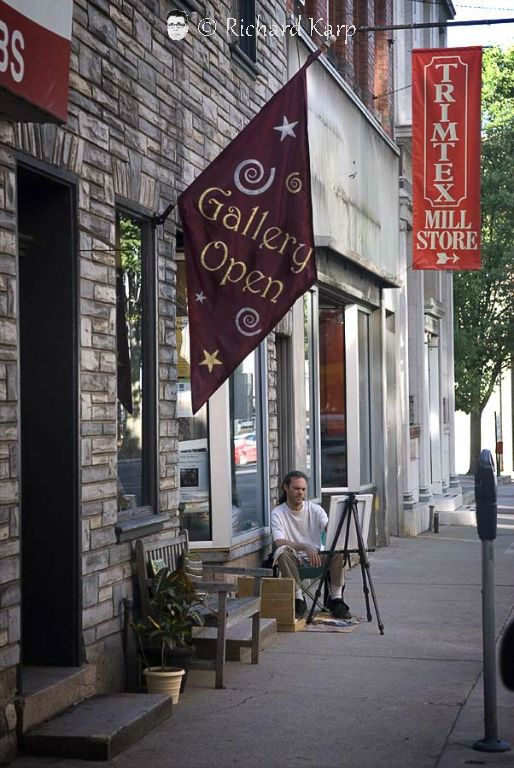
[468,410,482,474]
[511,356,514,473]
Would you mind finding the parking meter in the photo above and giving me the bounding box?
[472,448,510,753]
[475,449,497,541]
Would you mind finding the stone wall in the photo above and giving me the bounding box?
[0,123,19,764]
[0,0,286,755]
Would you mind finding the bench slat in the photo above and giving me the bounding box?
[198,596,261,624]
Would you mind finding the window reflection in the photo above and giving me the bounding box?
[176,258,211,541]
[116,213,143,509]
[230,352,264,535]
[304,292,315,483]
[319,306,347,487]
[358,311,372,484]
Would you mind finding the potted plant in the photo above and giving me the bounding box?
[133,566,205,703]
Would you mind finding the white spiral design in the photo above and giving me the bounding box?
[286,172,302,194]
[235,307,262,337]
[234,160,276,196]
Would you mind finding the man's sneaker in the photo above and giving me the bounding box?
[327,597,352,620]
[295,598,307,619]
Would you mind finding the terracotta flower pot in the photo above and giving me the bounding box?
[167,646,195,692]
[143,666,185,704]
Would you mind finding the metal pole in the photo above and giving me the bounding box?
[494,411,499,478]
[482,542,498,741]
[473,540,510,752]
[357,17,514,34]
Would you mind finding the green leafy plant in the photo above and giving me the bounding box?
[133,567,205,670]
[453,46,514,472]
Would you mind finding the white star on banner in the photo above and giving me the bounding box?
[195,291,207,303]
[273,116,298,142]
[199,349,223,373]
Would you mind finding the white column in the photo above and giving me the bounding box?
[428,337,442,494]
[415,284,431,504]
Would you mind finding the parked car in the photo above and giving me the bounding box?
[234,433,257,465]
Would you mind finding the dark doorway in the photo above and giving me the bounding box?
[17,164,80,666]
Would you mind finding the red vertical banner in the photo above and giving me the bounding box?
[412,47,482,270]
[178,51,321,414]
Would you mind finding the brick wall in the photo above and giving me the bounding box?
[306,0,329,34]
[351,0,374,108]
[329,0,355,81]
[373,0,394,132]
[287,0,394,132]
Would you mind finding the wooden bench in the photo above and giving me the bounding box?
[135,531,268,689]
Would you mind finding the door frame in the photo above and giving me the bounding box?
[16,154,81,672]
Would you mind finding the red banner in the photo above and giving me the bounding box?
[412,47,482,270]
[0,1,72,122]
[178,51,320,413]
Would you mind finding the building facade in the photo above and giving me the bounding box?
[0,0,460,761]
[282,23,401,548]
[0,0,288,759]
[393,0,461,532]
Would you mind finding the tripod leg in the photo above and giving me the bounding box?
[352,502,385,635]
[305,501,350,625]
[359,555,373,622]
[364,563,384,635]
[305,565,329,625]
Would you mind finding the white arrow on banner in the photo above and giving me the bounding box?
[436,252,460,265]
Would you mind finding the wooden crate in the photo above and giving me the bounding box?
[238,576,305,632]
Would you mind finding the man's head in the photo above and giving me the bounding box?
[280,470,308,509]
[167,9,189,40]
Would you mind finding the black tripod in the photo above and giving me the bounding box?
[305,492,384,635]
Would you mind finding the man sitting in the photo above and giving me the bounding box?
[271,470,351,620]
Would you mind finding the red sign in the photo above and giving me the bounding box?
[0,0,72,122]
[412,47,482,270]
[178,50,321,413]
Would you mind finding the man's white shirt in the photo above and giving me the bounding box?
[271,501,327,563]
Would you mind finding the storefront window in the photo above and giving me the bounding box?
[230,351,265,535]
[319,306,347,487]
[116,213,145,509]
[175,258,212,541]
[304,291,317,491]
[358,311,372,484]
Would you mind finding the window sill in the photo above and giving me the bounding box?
[115,508,169,542]
[230,44,259,79]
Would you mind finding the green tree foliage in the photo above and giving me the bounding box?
[482,46,514,127]
[454,47,514,469]
[117,214,143,460]
[119,214,142,333]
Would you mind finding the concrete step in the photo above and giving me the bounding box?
[22,693,173,761]
[17,666,96,734]
[462,488,475,505]
[433,489,463,512]
[194,617,277,661]
[438,508,476,526]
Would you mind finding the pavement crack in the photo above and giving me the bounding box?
[433,665,483,768]
[223,690,273,710]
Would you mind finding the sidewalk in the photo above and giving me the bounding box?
[13,484,514,768]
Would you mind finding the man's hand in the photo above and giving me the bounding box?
[303,546,321,567]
